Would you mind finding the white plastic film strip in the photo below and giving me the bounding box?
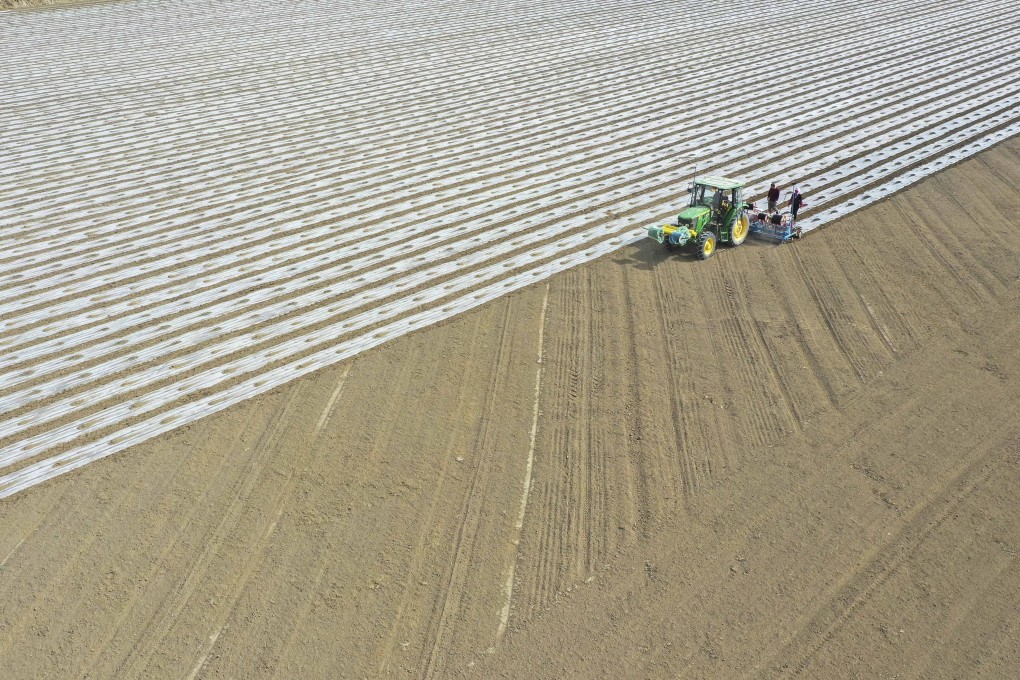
[1,0,996,275]
[1,0,1008,267]
[0,0,1003,243]
[1,106,1017,478]
[0,0,1018,498]
[3,34,1018,334]
[2,59,1018,371]
[1,117,1016,499]
[3,16,1013,282]
[3,76,1020,414]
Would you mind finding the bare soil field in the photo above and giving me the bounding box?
[0,0,101,9]
[1,134,1017,678]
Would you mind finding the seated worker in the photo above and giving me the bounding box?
[712,188,725,211]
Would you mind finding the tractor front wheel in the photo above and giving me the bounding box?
[697,230,717,260]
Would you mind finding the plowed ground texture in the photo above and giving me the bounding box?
[0,0,94,9]
[1,138,1018,679]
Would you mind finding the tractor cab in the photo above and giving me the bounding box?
[689,176,744,223]
[646,175,750,259]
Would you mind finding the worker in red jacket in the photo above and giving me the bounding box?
[767,182,780,212]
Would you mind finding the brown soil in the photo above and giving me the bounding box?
[0,0,115,9]
[0,138,1018,679]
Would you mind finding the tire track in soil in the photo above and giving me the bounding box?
[465,144,1019,674]
[784,196,976,405]
[207,365,356,679]
[226,313,503,678]
[886,197,997,305]
[471,251,1018,678]
[680,256,744,478]
[822,468,1020,679]
[748,312,806,438]
[511,254,651,616]
[749,316,1020,672]
[759,434,1020,679]
[806,228,901,363]
[970,143,1020,229]
[177,358,379,679]
[823,221,925,358]
[592,259,644,554]
[566,266,609,582]
[265,559,330,680]
[615,261,654,541]
[754,253,841,417]
[786,244,869,391]
[618,249,678,531]
[735,247,825,434]
[649,253,722,500]
[937,170,1018,275]
[108,379,314,678]
[648,266,693,495]
[707,257,801,448]
[0,486,145,658]
[274,327,440,674]
[736,315,1020,678]
[419,300,518,678]
[916,558,1020,678]
[0,480,71,582]
[824,244,895,381]
[495,282,551,644]
[871,199,986,314]
[559,270,588,584]
[76,438,273,679]
[917,170,1018,290]
[800,232,896,381]
[372,312,492,676]
[0,414,235,666]
[511,271,595,622]
[512,263,639,625]
[583,267,610,577]
[564,268,602,584]
[2,379,286,675]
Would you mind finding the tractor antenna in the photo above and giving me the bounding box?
[679,155,696,193]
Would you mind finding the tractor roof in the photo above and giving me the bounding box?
[694,175,744,190]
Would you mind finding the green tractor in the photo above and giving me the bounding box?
[646,175,750,259]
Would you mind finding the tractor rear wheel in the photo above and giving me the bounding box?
[697,230,717,260]
[730,214,749,246]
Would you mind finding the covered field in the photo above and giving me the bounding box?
[1,0,1018,677]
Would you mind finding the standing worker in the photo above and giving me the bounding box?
[767,182,780,212]
[790,188,806,220]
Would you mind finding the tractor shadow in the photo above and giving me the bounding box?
[611,238,691,271]
[611,236,779,271]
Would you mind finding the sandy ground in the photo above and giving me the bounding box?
[1,0,104,9]
[1,0,125,10]
[1,136,1018,678]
